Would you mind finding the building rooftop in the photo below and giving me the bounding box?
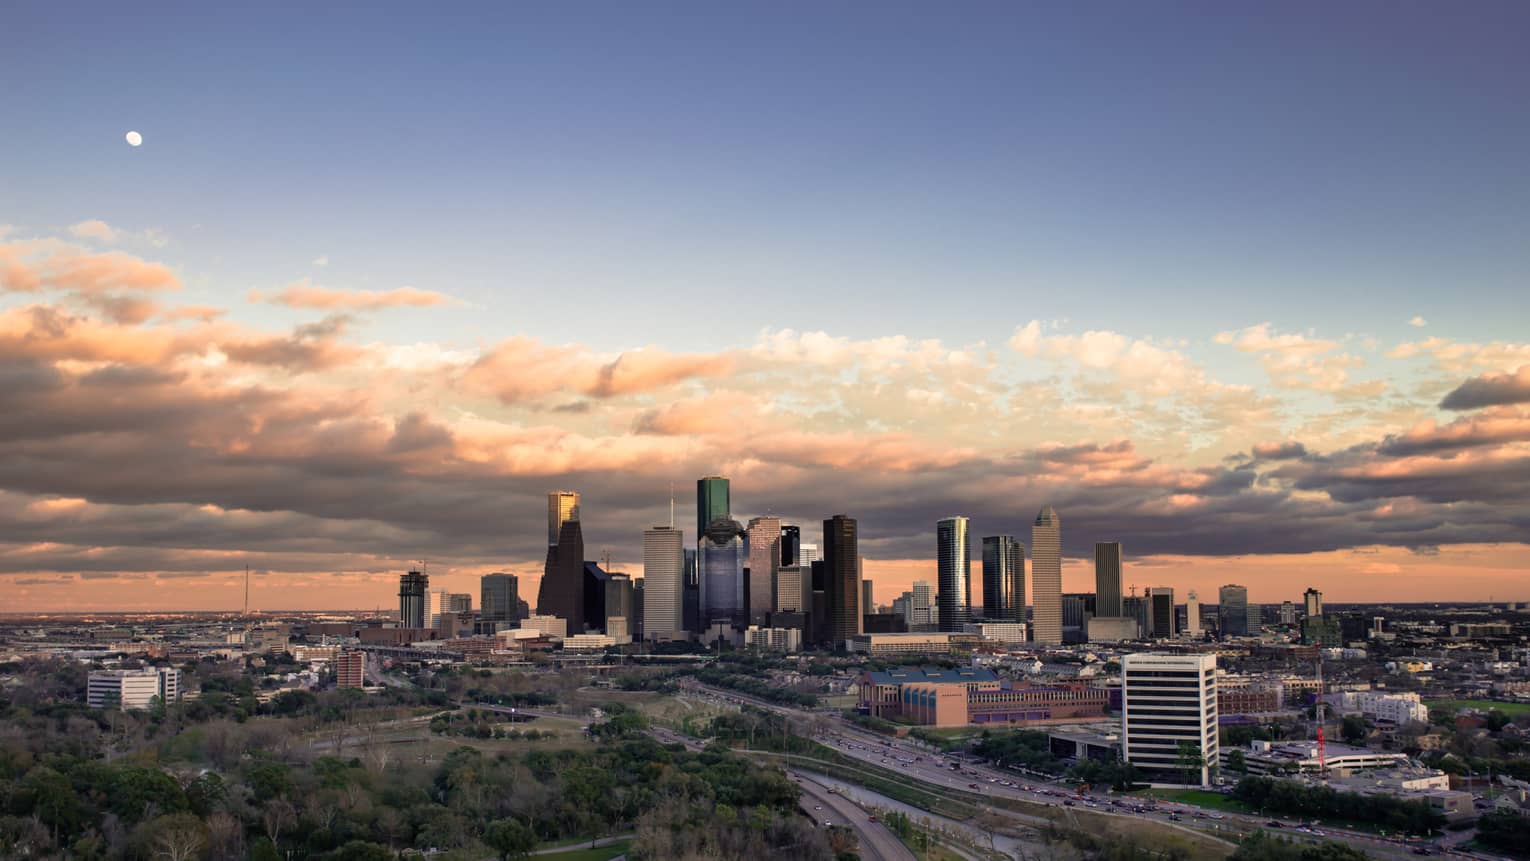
[864,667,1000,686]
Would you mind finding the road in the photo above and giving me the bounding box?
[795,771,916,861]
[685,682,1475,861]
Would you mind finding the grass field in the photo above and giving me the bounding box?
[1431,699,1530,716]
[1142,788,1250,813]
[533,839,631,861]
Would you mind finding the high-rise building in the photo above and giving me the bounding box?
[746,516,782,624]
[1062,593,1092,643]
[446,593,471,614]
[1218,584,1249,637]
[799,542,821,568]
[430,588,449,627]
[1304,587,1324,618]
[699,518,746,629]
[398,570,429,629]
[335,651,365,689]
[936,517,971,632]
[682,548,699,633]
[538,519,587,632]
[547,491,581,546]
[981,535,1024,622]
[1280,601,1297,625]
[910,580,936,628]
[776,565,805,613]
[643,526,684,639]
[480,574,518,627]
[781,525,800,566]
[862,579,875,614]
[824,515,859,649]
[1094,542,1123,618]
[696,476,730,541]
[1246,602,1263,633]
[1031,506,1062,644]
[1148,587,1176,639]
[1121,653,1218,786]
[1123,595,1148,639]
[605,572,635,643]
[1185,591,1201,636]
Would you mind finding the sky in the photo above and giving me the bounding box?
[2,2,1528,611]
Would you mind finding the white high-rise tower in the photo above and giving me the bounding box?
[1030,505,1062,644]
[642,526,684,640]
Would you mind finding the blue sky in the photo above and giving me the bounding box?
[6,1,1528,353]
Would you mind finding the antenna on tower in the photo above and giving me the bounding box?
[243,564,250,616]
[669,481,675,529]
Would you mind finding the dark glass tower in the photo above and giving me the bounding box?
[981,535,1024,622]
[537,519,587,633]
[1095,542,1123,618]
[824,514,859,649]
[936,517,970,632]
[398,570,429,628]
[696,476,730,542]
[780,524,800,566]
[480,573,518,625]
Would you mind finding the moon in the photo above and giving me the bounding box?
[125,131,143,147]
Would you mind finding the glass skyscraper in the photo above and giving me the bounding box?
[1094,542,1123,619]
[936,516,971,631]
[1031,506,1062,644]
[698,517,746,628]
[981,534,1024,622]
[696,476,730,542]
[824,515,859,649]
[547,491,580,546]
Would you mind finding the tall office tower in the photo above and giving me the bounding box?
[1121,653,1219,786]
[981,535,1024,622]
[696,476,730,541]
[781,525,800,566]
[1094,542,1124,618]
[1148,587,1176,638]
[1218,584,1249,637]
[548,491,581,546]
[862,579,875,614]
[746,516,782,623]
[446,593,472,614]
[1304,587,1324,618]
[936,517,972,632]
[431,588,450,627]
[892,592,912,621]
[1062,594,1090,642]
[538,519,587,633]
[1185,590,1201,635]
[1280,601,1296,625]
[776,565,804,613]
[480,573,519,626]
[1031,506,1063,644]
[824,515,859,649]
[699,518,746,628]
[398,571,429,628]
[643,526,684,639]
[1246,603,1262,633]
[911,580,935,627]
[681,548,700,632]
[335,651,365,689]
[1122,595,1148,638]
[799,542,821,568]
[604,573,635,642]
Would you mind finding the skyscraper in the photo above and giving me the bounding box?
[398,570,428,629]
[538,519,587,632]
[824,515,859,649]
[1148,587,1175,639]
[547,491,580,546]
[981,535,1024,622]
[643,526,684,639]
[1031,506,1062,644]
[1094,542,1123,618]
[682,548,699,633]
[699,517,746,629]
[1219,584,1249,637]
[746,516,782,624]
[696,476,730,541]
[911,580,935,628]
[861,579,875,614]
[799,542,821,567]
[480,573,518,626]
[1304,587,1324,618]
[936,516,971,632]
[780,524,800,566]
[1185,590,1201,636]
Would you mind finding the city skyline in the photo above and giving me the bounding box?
[5,4,1530,611]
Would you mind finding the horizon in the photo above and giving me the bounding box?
[5,3,1529,612]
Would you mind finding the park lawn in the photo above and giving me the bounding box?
[1143,788,1252,813]
[533,839,631,861]
[1432,699,1530,717]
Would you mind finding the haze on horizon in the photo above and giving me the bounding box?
[3,2,1529,612]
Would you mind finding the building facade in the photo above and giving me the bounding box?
[696,476,730,541]
[1121,652,1219,786]
[336,650,365,689]
[698,518,747,630]
[547,490,580,546]
[825,515,860,649]
[981,534,1024,622]
[538,519,587,632]
[746,515,782,624]
[1031,506,1063,644]
[1094,541,1123,618]
[398,570,429,629]
[480,573,519,627]
[1219,584,1249,637]
[936,516,971,631]
[87,667,181,710]
[1148,587,1176,639]
[642,526,684,640]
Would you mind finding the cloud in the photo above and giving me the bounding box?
[464,338,736,404]
[1409,316,1427,328]
[1439,366,1530,410]
[253,279,454,311]
[1388,336,1530,372]
[1251,441,1308,460]
[312,255,329,267]
[1215,322,1380,395]
[69,219,119,244]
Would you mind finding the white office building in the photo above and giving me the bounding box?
[642,526,685,639]
[87,667,182,710]
[744,626,802,652]
[1031,506,1063,644]
[1122,652,1218,785]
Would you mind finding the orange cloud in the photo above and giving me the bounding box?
[254,279,455,311]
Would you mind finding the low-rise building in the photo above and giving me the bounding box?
[963,622,1029,645]
[1224,739,1409,776]
[848,632,977,656]
[858,666,1108,727]
[744,626,801,652]
[87,667,181,710]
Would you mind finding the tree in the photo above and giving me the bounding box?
[1228,749,1248,774]
[262,798,296,847]
[145,813,206,861]
[1340,715,1368,744]
[1176,740,1206,785]
[485,818,537,860]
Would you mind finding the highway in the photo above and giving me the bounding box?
[796,772,916,861]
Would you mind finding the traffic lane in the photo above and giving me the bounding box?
[796,773,916,861]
